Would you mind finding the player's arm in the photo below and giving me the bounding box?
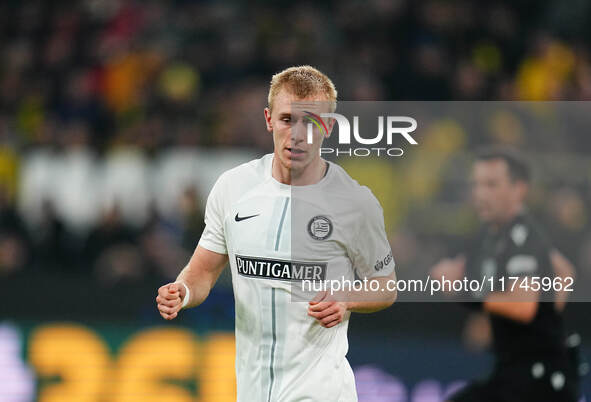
[308,190,397,327]
[307,270,397,328]
[344,191,398,313]
[177,245,229,308]
[157,172,230,320]
[345,269,398,313]
[157,246,228,320]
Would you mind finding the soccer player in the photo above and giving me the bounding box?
[431,148,580,402]
[156,66,397,401]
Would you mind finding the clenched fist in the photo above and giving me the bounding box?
[156,282,187,320]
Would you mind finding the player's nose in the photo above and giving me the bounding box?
[291,118,307,143]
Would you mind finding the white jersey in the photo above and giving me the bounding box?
[198,153,395,402]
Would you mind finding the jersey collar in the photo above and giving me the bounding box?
[266,153,333,189]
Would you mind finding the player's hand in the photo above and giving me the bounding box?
[156,282,187,320]
[307,291,348,328]
[430,255,466,283]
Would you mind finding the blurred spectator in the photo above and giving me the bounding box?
[0,187,30,276]
[177,186,206,251]
[545,186,589,259]
[84,203,140,281]
[100,146,150,226]
[32,199,72,274]
[93,243,144,286]
[139,205,189,281]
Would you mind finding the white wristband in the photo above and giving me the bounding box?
[181,282,191,308]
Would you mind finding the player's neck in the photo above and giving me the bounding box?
[491,204,525,231]
[272,156,328,186]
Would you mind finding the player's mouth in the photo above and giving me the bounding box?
[285,147,306,159]
[474,203,492,218]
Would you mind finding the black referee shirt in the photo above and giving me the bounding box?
[464,213,567,363]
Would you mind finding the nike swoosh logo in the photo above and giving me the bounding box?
[235,213,260,222]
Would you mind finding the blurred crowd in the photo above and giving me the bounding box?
[0,167,207,284]
[1,0,591,284]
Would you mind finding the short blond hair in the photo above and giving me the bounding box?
[268,65,337,112]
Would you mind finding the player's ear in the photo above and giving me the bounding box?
[264,107,273,133]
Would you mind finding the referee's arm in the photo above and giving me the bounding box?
[483,287,539,324]
[484,248,575,323]
[550,249,575,312]
[430,252,566,323]
[430,256,540,323]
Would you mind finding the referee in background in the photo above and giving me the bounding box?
[431,148,582,402]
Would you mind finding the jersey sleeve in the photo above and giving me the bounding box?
[349,189,395,279]
[197,174,229,255]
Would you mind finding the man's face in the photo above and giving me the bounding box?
[264,88,334,175]
[471,159,526,223]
